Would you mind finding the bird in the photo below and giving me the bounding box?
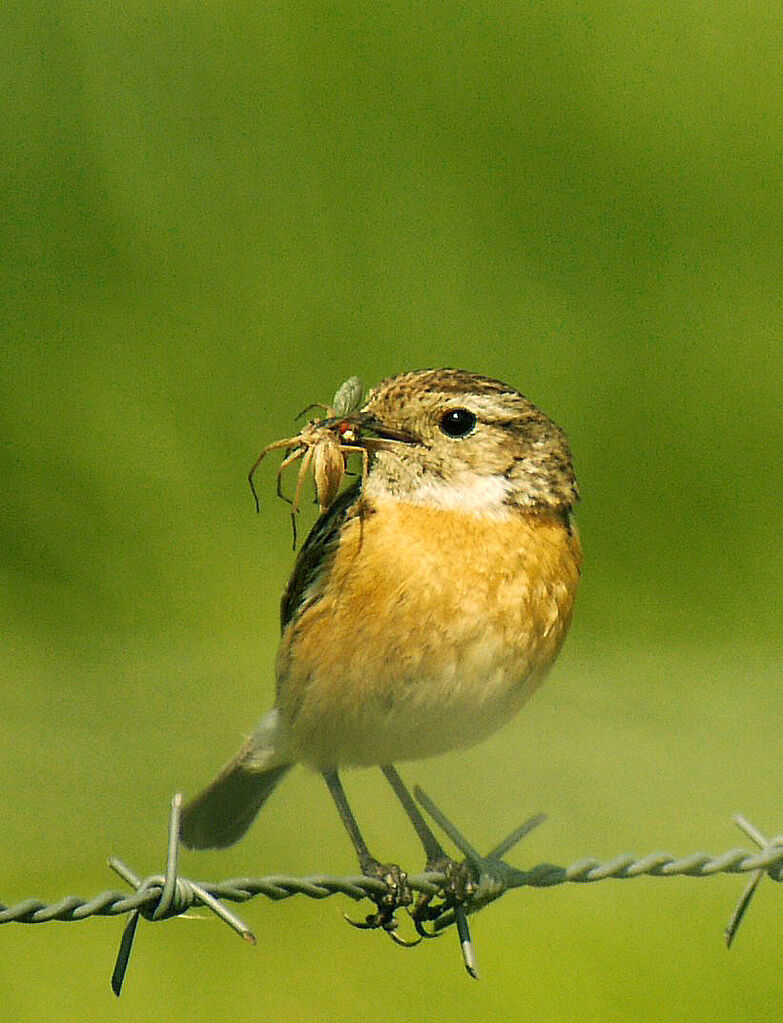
[180,368,581,925]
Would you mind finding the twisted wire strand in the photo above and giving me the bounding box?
[3,798,781,994]
[2,844,781,926]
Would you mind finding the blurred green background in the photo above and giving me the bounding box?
[2,2,781,1020]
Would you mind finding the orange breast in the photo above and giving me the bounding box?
[275,498,581,767]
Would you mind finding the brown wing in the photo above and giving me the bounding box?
[279,479,362,632]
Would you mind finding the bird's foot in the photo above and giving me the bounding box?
[345,859,419,946]
[411,856,478,938]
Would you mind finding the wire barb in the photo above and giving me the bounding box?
[413,785,546,942]
[108,794,256,996]
[724,815,783,948]
[1,794,782,992]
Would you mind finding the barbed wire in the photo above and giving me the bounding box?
[1,791,780,995]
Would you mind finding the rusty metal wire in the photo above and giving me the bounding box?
[1,792,780,995]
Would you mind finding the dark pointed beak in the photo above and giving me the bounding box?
[351,412,417,444]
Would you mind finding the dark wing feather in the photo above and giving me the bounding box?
[279,480,362,631]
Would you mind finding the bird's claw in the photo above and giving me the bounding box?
[344,861,418,945]
[411,856,477,935]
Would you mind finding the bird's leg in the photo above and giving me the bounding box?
[380,764,448,866]
[321,770,414,940]
[380,765,477,936]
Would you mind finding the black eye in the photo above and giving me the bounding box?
[439,407,477,438]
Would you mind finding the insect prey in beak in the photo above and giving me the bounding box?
[247,376,368,546]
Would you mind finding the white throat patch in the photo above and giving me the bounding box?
[404,473,513,518]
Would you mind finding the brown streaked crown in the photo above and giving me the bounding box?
[357,368,579,513]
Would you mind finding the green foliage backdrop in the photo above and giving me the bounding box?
[1,3,781,1020]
